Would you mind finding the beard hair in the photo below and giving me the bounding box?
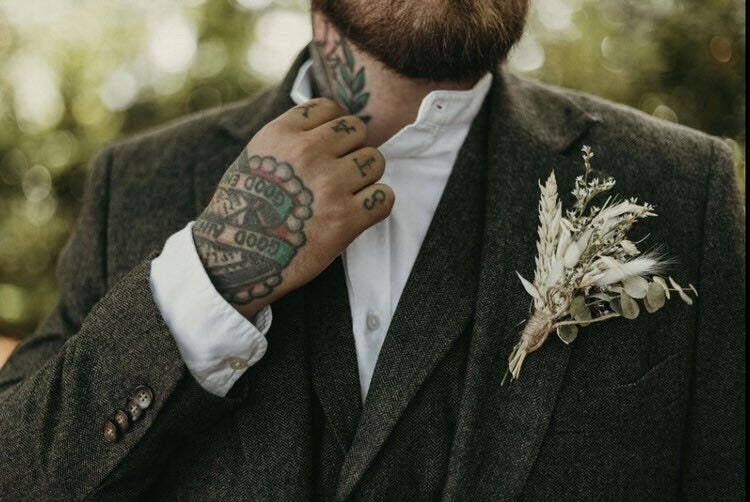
[311,0,530,81]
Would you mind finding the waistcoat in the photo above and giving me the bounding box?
[303,102,489,499]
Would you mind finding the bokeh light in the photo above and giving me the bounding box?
[8,52,65,131]
[148,14,198,74]
[246,9,311,82]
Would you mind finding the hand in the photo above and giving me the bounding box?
[0,336,19,369]
[192,98,393,319]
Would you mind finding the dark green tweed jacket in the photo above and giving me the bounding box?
[0,52,744,501]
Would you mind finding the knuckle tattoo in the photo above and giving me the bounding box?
[294,102,318,118]
[363,189,388,211]
[353,155,377,178]
[331,118,358,135]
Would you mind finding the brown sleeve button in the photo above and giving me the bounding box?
[132,385,154,410]
[113,409,130,432]
[103,420,119,443]
[126,399,143,422]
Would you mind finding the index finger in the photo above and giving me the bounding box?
[278,98,348,131]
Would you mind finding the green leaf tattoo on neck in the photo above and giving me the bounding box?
[310,20,370,122]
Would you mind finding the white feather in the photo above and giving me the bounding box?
[545,259,565,289]
[594,254,666,286]
[556,226,572,260]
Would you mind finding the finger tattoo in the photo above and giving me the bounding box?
[363,189,387,210]
[295,103,317,118]
[194,153,314,304]
[332,118,357,134]
[354,156,376,177]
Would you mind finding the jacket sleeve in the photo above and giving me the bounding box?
[678,139,745,500]
[0,148,247,500]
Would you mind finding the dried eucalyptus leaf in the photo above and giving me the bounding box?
[611,297,623,316]
[653,276,670,299]
[557,324,578,345]
[578,307,593,324]
[688,283,699,296]
[623,276,649,299]
[571,295,593,326]
[668,276,693,304]
[646,281,666,311]
[620,291,640,319]
[643,295,658,314]
[678,288,694,305]
[668,276,683,293]
[570,295,588,317]
[589,292,612,302]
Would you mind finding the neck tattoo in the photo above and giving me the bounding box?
[310,19,371,122]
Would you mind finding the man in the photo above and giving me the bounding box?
[0,0,744,500]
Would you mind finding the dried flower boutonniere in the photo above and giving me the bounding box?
[504,146,697,383]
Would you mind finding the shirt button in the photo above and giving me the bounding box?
[227,357,250,370]
[366,313,380,331]
[132,385,154,410]
[103,420,119,443]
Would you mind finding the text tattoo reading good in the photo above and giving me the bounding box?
[194,153,313,304]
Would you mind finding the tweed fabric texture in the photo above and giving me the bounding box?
[0,51,744,501]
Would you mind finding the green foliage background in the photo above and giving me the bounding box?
[0,0,744,337]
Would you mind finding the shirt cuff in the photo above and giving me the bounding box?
[149,222,272,397]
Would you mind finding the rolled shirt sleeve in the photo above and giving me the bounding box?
[149,222,271,397]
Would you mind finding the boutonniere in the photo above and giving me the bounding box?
[504,146,697,383]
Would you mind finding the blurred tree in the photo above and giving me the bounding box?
[0,0,744,337]
[510,0,744,177]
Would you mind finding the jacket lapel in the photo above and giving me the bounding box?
[305,257,363,453]
[441,69,602,500]
[336,99,491,500]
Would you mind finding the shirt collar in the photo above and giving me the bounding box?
[289,59,315,106]
[289,59,492,130]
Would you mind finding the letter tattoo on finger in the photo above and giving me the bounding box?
[354,156,376,177]
[295,103,317,118]
[332,118,356,134]
[363,189,387,210]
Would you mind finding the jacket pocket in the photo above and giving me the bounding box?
[550,350,686,433]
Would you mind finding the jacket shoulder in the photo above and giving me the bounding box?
[551,82,733,182]
[105,87,276,172]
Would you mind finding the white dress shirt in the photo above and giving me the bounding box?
[150,60,492,399]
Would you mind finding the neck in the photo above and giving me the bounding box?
[310,12,478,147]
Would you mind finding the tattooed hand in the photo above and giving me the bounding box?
[193,98,393,319]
